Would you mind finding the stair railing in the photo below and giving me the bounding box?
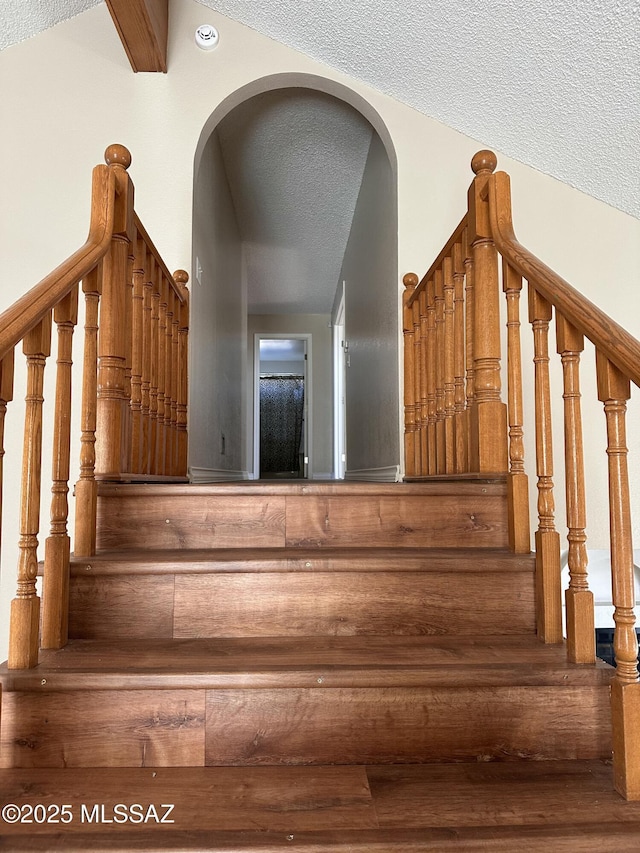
[0,144,189,671]
[404,149,640,800]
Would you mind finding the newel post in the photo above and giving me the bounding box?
[467,151,508,473]
[95,144,135,478]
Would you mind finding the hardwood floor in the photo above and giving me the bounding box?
[2,761,640,851]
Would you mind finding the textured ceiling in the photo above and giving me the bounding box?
[217,89,373,314]
[2,1,637,218]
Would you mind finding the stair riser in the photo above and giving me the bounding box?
[1,686,611,768]
[68,571,535,639]
[96,493,509,550]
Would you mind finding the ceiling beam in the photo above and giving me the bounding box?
[106,0,169,72]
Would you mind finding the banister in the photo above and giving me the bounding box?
[406,215,467,307]
[488,170,640,388]
[134,214,186,304]
[0,165,116,362]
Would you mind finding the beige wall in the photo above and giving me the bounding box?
[0,0,639,655]
[248,315,332,477]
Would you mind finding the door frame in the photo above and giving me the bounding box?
[253,333,312,479]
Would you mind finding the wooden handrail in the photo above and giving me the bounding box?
[0,166,116,362]
[406,215,467,307]
[134,214,186,305]
[488,171,640,388]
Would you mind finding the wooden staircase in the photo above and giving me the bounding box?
[3,480,638,849]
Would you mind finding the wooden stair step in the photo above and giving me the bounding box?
[67,547,535,575]
[95,481,509,550]
[65,550,535,640]
[2,761,640,851]
[1,636,614,691]
[0,638,613,768]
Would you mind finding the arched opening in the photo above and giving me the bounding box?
[190,75,399,482]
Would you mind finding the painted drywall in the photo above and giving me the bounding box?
[339,133,399,475]
[0,0,639,658]
[191,130,246,476]
[248,315,332,477]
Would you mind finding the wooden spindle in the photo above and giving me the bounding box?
[597,352,640,800]
[156,275,168,475]
[42,288,78,649]
[149,264,160,474]
[411,296,423,475]
[467,151,507,473]
[452,241,467,473]
[9,313,52,669]
[75,267,102,557]
[503,261,530,553]
[434,267,445,474]
[130,236,145,473]
[529,287,562,643]
[170,290,180,475]
[96,145,134,478]
[163,286,174,474]
[462,227,475,469]
[419,290,429,474]
[174,270,189,476]
[402,273,418,477]
[556,315,594,662]
[426,278,437,476]
[141,254,153,474]
[443,255,456,473]
[123,243,134,472]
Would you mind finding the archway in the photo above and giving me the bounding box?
[189,75,399,482]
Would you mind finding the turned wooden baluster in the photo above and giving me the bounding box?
[149,264,160,474]
[402,273,418,477]
[596,353,640,800]
[452,241,467,473]
[163,287,175,474]
[123,242,134,472]
[8,313,52,669]
[443,255,456,473]
[467,151,507,473]
[174,270,190,476]
[412,295,423,475]
[156,275,168,475]
[529,287,562,642]
[419,290,429,473]
[426,277,437,476]
[503,261,530,553]
[141,254,153,474]
[434,267,446,474]
[462,226,475,468]
[42,288,79,649]
[169,290,180,475]
[75,267,102,556]
[556,315,594,662]
[96,145,134,478]
[130,235,145,473]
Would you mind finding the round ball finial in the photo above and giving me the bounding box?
[403,272,419,288]
[105,144,132,170]
[471,150,497,176]
[173,270,189,286]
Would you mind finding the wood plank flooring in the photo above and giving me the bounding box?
[2,761,640,851]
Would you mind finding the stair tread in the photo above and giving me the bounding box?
[2,761,640,851]
[97,479,506,497]
[67,547,535,574]
[0,636,613,691]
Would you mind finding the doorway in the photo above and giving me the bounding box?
[254,335,311,479]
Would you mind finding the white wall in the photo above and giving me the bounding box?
[248,315,332,477]
[0,0,638,656]
[191,130,246,477]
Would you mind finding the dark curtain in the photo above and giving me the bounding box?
[260,376,304,475]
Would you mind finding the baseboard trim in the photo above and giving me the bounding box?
[189,467,250,483]
[344,465,401,483]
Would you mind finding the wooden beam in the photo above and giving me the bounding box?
[106,0,168,73]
